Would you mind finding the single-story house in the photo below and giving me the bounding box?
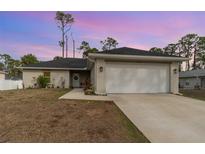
[179,69,205,89]
[20,47,188,94]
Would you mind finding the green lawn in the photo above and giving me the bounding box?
[180,89,205,101]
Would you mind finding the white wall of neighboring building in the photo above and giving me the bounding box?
[0,80,23,90]
[179,77,201,89]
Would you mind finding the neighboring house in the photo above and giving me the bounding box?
[20,47,188,94]
[179,69,205,89]
[0,70,6,80]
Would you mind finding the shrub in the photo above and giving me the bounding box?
[37,75,49,88]
[84,79,95,95]
[84,87,94,95]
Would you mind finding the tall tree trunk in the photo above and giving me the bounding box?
[193,49,196,69]
[179,62,181,71]
[187,47,190,71]
[187,58,190,71]
[62,31,65,58]
[179,52,181,72]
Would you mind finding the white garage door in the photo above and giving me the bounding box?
[106,62,170,93]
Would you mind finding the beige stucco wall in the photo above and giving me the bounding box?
[23,70,43,88]
[51,71,70,88]
[0,73,5,80]
[23,70,70,88]
[170,62,179,94]
[94,59,106,95]
[90,65,95,86]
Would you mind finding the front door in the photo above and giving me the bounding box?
[72,73,80,88]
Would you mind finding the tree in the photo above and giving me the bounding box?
[175,41,186,72]
[179,34,197,71]
[55,11,74,58]
[21,54,39,66]
[149,33,205,71]
[195,37,205,69]
[7,59,21,79]
[0,62,4,70]
[79,41,90,52]
[0,54,12,69]
[182,34,199,70]
[83,48,98,57]
[53,56,64,60]
[163,43,177,56]
[37,75,49,88]
[0,54,21,78]
[100,37,118,51]
[79,41,98,57]
[149,47,164,54]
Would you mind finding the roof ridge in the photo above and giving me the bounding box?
[94,47,180,58]
[98,47,149,52]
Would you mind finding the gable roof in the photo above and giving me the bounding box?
[21,58,87,70]
[95,47,180,57]
[179,69,205,78]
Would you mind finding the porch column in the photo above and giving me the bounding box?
[95,59,106,95]
[170,62,179,94]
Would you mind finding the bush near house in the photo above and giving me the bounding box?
[37,75,49,88]
[84,79,95,95]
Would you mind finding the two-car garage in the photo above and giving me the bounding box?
[105,62,170,93]
[89,47,187,94]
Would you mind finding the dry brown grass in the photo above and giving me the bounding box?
[180,89,205,101]
[0,89,149,143]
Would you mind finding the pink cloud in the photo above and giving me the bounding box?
[75,13,194,42]
[0,39,82,60]
[1,12,201,60]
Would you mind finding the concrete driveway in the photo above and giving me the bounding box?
[109,94,205,143]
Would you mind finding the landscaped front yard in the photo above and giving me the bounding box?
[0,89,149,143]
[180,89,205,101]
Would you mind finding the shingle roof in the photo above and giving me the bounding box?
[95,47,180,57]
[22,58,87,69]
[179,69,205,78]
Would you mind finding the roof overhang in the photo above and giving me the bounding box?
[18,67,88,70]
[88,53,190,62]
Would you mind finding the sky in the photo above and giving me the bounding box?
[1,11,205,60]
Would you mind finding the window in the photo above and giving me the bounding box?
[185,82,189,86]
[43,72,51,82]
